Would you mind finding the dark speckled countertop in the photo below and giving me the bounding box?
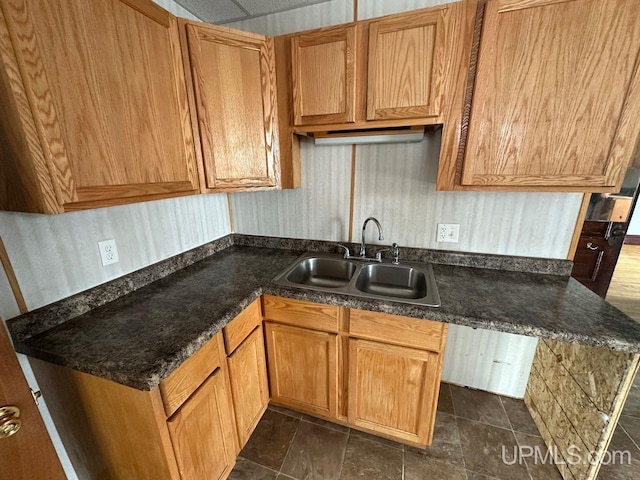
[9,236,640,391]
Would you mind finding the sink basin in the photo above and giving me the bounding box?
[286,257,356,288]
[274,253,440,307]
[355,264,427,299]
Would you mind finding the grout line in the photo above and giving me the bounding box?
[335,428,350,480]
[446,383,456,417]
[268,405,302,419]
[499,395,515,432]
[278,418,301,476]
[348,145,357,243]
[277,473,298,480]
[510,403,535,480]
[237,456,281,476]
[619,421,640,452]
[0,236,28,314]
[299,416,349,434]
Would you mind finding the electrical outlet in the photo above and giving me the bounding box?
[98,239,119,266]
[437,224,460,243]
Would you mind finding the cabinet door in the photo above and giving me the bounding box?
[291,25,356,126]
[227,326,269,448]
[185,24,279,191]
[462,0,640,190]
[366,8,448,121]
[348,338,440,446]
[1,0,199,212]
[167,369,236,480]
[264,322,338,418]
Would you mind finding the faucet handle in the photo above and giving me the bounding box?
[337,244,351,259]
[373,246,391,262]
[392,243,400,265]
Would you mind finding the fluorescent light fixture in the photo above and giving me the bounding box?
[312,128,425,146]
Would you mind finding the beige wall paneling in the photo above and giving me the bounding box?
[0,193,230,310]
[441,324,538,398]
[352,134,584,258]
[231,141,352,240]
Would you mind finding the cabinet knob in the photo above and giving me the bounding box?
[586,242,599,251]
[0,406,21,439]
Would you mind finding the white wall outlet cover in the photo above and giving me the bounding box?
[98,239,119,266]
[437,224,460,243]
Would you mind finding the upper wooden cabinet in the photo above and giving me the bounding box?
[291,24,356,125]
[288,3,469,132]
[366,10,446,121]
[441,0,640,192]
[181,22,281,191]
[0,0,200,214]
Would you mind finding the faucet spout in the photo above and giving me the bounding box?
[360,217,384,257]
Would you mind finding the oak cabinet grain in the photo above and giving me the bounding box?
[0,0,200,213]
[455,0,640,191]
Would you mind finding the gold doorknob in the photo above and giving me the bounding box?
[0,406,21,439]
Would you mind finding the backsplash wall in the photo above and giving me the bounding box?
[0,194,230,310]
[233,132,583,258]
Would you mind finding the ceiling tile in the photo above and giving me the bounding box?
[235,0,324,16]
[174,0,246,23]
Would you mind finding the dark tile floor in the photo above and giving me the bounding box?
[229,383,562,480]
[230,380,640,480]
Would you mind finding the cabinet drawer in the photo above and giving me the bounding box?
[160,333,222,417]
[263,295,339,332]
[349,309,445,352]
[223,299,262,355]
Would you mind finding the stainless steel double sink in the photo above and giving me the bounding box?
[273,252,440,307]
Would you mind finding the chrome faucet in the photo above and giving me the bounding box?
[360,217,384,258]
[337,217,399,263]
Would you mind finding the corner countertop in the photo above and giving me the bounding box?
[9,238,640,391]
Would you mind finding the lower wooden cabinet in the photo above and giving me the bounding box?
[264,321,338,418]
[30,305,268,479]
[348,338,441,445]
[262,297,447,447]
[167,368,237,480]
[227,326,269,447]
